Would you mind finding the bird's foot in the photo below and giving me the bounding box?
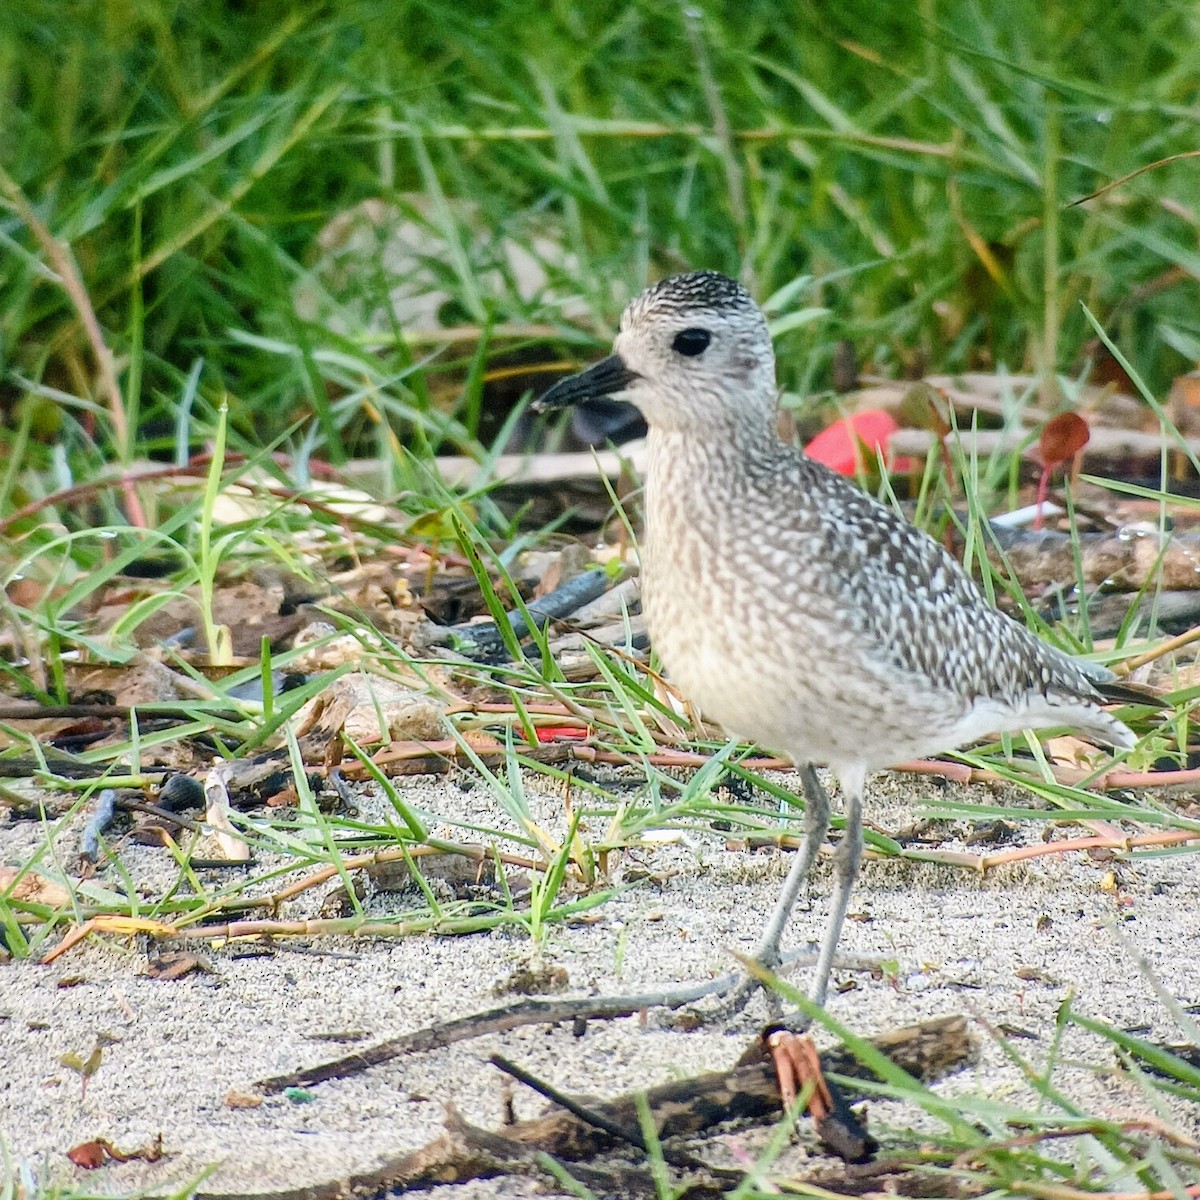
[665,945,886,1029]
[690,947,795,1024]
[688,967,770,1024]
[564,949,883,1034]
[765,1024,828,1112]
[610,946,807,1031]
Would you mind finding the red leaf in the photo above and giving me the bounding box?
[532,725,589,743]
[805,409,915,476]
[67,1135,164,1168]
[1033,412,1090,469]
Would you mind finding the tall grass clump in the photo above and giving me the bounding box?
[1,0,1197,486]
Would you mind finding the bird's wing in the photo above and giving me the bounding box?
[805,470,1103,708]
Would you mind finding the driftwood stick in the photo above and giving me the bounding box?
[254,945,887,1094]
[217,1018,972,1200]
[490,1052,740,1180]
[490,1052,653,1153]
[254,972,757,1093]
[198,1105,710,1200]
[972,524,1200,592]
[498,1014,972,1159]
[427,418,1195,492]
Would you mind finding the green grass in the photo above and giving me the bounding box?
[3,0,1200,479]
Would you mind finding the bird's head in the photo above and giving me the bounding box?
[535,271,777,433]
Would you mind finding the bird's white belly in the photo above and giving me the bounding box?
[647,576,942,770]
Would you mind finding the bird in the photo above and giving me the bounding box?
[535,269,1137,1018]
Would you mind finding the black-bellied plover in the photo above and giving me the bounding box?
[537,270,1136,1015]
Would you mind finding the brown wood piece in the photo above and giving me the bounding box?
[211,1019,972,1200]
[497,1014,972,1159]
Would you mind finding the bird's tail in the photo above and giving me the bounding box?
[1065,661,1156,751]
[1060,702,1138,753]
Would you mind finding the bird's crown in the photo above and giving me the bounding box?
[624,270,754,325]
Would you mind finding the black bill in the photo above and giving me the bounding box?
[533,354,640,412]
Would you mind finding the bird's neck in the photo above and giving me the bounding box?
[644,421,788,540]
[646,411,782,467]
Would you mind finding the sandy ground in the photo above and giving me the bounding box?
[1,766,1198,1198]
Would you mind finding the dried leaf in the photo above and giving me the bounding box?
[67,1140,108,1169]
[1173,373,1200,407]
[897,381,952,438]
[145,951,206,980]
[293,675,446,744]
[205,770,250,862]
[60,1043,103,1079]
[0,865,72,907]
[1014,966,1056,984]
[67,1134,164,1168]
[1045,734,1106,768]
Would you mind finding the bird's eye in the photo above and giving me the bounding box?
[671,328,711,357]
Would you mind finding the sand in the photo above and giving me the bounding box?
[1,767,1197,1197]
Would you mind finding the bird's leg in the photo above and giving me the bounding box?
[807,765,864,1010]
[762,770,866,1125]
[752,764,831,971]
[711,764,830,1018]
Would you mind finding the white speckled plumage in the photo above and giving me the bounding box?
[538,270,1135,1015]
